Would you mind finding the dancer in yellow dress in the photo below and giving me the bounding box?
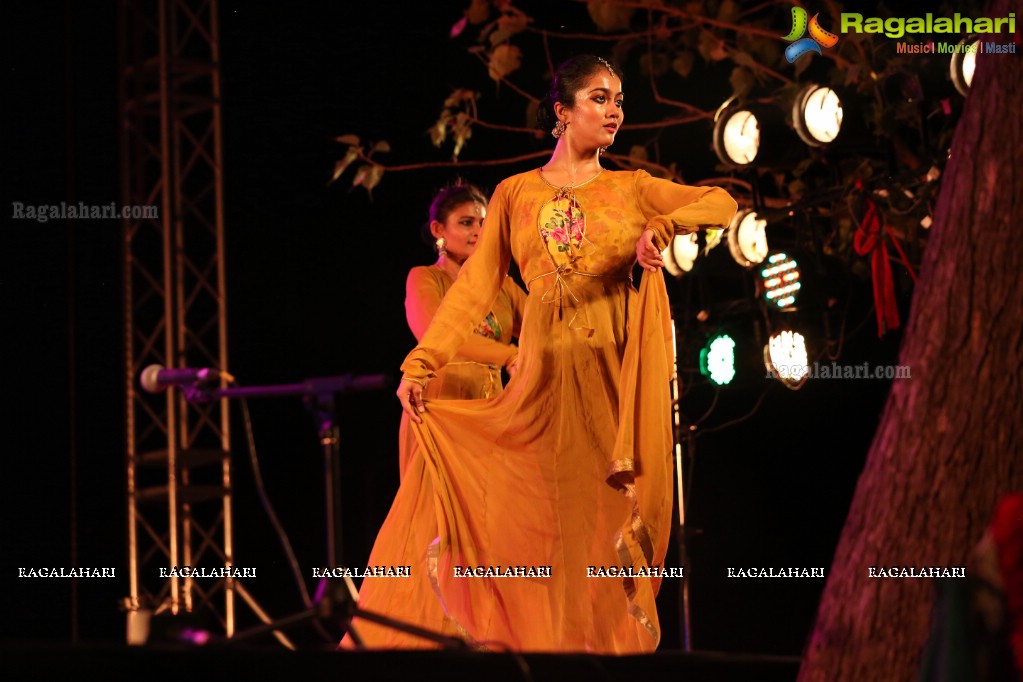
[398,183,526,480]
[344,55,736,653]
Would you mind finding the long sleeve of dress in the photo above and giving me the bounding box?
[634,170,738,251]
[401,183,513,383]
[405,267,518,367]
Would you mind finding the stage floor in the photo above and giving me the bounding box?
[2,642,799,682]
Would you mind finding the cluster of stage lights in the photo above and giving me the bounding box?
[712,42,978,170]
[663,208,770,274]
[713,83,844,169]
[687,44,978,392]
[697,328,811,389]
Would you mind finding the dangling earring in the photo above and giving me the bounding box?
[436,237,447,258]
[598,146,608,155]
[552,120,567,139]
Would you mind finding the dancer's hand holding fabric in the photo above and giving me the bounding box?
[635,228,664,272]
[397,377,426,423]
[505,351,519,379]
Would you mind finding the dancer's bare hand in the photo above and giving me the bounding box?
[506,351,520,379]
[397,378,426,423]
[636,229,664,272]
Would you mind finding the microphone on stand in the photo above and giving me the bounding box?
[140,364,235,394]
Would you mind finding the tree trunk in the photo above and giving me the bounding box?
[798,2,1023,680]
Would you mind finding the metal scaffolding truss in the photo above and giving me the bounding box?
[118,0,287,646]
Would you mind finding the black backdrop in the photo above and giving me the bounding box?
[3,0,903,653]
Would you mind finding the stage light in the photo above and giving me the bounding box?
[673,232,699,272]
[663,246,682,277]
[793,84,843,146]
[713,106,759,167]
[663,232,699,278]
[714,98,805,169]
[700,334,736,386]
[764,330,809,389]
[950,40,980,96]
[760,252,801,309]
[704,228,723,254]
[727,210,768,268]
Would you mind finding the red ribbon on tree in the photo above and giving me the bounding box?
[853,195,900,337]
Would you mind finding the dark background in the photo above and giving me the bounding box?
[3,0,907,654]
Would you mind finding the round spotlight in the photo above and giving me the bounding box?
[700,334,736,386]
[663,232,699,278]
[760,252,801,309]
[764,330,809,389]
[673,232,699,272]
[727,210,769,268]
[793,84,843,146]
[950,40,980,96]
[713,108,760,167]
[662,245,681,278]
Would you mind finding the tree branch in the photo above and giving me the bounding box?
[355,149,551,173]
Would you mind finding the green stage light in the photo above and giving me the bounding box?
[700,334,736,386]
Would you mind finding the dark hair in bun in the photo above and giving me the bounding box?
[536,55,622,133]
[420,182,488,246]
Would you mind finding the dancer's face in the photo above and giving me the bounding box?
[559,68,623,151]
[431,200,486,264]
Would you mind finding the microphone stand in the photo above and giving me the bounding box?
[187,374,466,649]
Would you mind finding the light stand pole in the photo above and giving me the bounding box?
[182,373,466,649]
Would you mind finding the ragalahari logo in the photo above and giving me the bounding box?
[782,7,839,62]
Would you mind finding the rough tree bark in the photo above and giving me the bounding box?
[798,1,1023,680]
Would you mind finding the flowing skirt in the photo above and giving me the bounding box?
[342,273,674,653]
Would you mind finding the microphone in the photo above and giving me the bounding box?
[140,364,234,393]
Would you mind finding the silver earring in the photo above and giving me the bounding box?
[552,120,567,139]
[436,237,447,258]
[598,146,608,155]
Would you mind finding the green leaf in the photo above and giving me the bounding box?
[730,50,756,70]
[587,0,635,32]
[698,30,728,62]
[672,51,695,78]
[704,228,722,254]
[488,44,522,81]
[465,0,489,25]
[497,7,530,37]
[352,164,369,187]
[717,0,739,23]
[729,66,754,98]
[334,134,360,146]
[328,147,359,185]
[525,100,540,132]
[453,128,472,158]
[788,179,807,201]
[370,140,391,154]
[362,165,384,193]
[792,158,815,178]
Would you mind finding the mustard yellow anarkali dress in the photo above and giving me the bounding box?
[398,265,526,480]
[344,168,736,653]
